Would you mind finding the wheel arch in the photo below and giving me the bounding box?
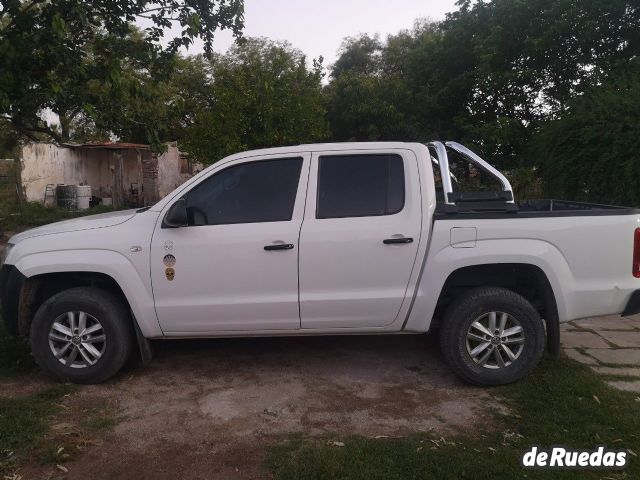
[433,263,560,356]
[13,249,162,338]
[18,271,129,335]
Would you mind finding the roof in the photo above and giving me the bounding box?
[61,142,151,150]
[150,141,429,213]
[222,141,426,162]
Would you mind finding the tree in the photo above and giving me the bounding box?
[0,0,244,145]
[331,34,383,79]
[0,118,19,157]
[440,0,640,166]
[326,23,438,143]
[325,0,640,171]
[177,38,328,164]
[326,73,418,142]
[535,64,640,206]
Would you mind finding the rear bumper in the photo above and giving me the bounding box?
[0,264,26,336]
[622,290,640,317]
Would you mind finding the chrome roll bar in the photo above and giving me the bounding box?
[428,141,515,205]
[429,141,455,205]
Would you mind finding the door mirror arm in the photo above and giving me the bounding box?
[162,198,188,228]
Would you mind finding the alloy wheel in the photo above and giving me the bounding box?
[48,311,106,368]
[465,311,525,369]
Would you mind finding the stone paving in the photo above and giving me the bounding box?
[561,314,640,393]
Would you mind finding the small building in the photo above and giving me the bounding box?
[19,142,202,208]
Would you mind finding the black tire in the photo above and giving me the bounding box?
[30,287,134,384]
[439,286,545,386]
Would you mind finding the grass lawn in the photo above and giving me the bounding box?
[0,323,73,475]
[0,385,74,474]
[0,200,113,232]
[267,357,640,480]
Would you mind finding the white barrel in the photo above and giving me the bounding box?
[76,185,92,210]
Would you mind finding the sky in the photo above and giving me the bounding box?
[50,1,460,127]
[166,0,459,68]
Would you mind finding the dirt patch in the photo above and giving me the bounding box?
[0,374,50,398]
[15,334,496,479]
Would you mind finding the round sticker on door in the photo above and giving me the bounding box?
[163,254,176,267]
[165,267,175,281]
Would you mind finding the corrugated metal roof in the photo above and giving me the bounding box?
[62,142,151,150]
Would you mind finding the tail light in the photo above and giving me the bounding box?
[634,228,640,278]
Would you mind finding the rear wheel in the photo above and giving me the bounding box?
[439,286,545,386]
[30,287,134,384]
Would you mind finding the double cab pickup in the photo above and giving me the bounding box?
[2,141,639,385]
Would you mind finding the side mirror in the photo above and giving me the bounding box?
[163,198,188,228]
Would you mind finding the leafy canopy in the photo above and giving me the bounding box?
[0,0,244,144]
[176,38,328,164]
[326,0,639,170]
[535,64,640,206]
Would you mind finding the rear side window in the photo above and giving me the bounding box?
[185,158,302,226]
[316,154,405,219]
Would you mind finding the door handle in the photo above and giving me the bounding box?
[383,237,413,245]
[264,243,294,251]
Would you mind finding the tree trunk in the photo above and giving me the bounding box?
[59,114,71,142]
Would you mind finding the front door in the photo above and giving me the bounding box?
[151,153,309,333]
[299,149,422,329]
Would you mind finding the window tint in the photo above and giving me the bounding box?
[185,158,302,226]
[317,154,404,219]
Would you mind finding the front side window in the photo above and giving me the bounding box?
[316,154,405,219]
[185,158,303,226]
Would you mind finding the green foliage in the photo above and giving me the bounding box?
[535,65,640,206]
[331,34,384,79]
[444,0,639,167]
[0,120,19,157]
[2,0,639,201]
[325,0,640,175]
[0,0,244,144]
[267,357,640,479]
[326,73,418,142]
[63,37,328,161]
[177,38,329,164]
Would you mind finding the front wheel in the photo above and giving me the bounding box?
[30,287,134,384]
[439,286,545,386]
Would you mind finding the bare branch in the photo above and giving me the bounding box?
[2,115,63,143]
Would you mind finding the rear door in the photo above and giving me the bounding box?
[299,149,422,329]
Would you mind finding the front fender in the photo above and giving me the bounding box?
[404,238,572,332]
[14,249,162,338]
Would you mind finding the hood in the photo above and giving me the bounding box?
[10,209,139,243]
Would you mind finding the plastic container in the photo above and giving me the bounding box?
[76,185,91,210]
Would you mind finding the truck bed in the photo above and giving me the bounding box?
[435,199,640,219]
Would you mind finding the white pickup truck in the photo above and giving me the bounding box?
[2,142,639,385]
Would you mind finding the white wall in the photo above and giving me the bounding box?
[21,143,139,205]
[157,142,182,199]
[21,142,194,206]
